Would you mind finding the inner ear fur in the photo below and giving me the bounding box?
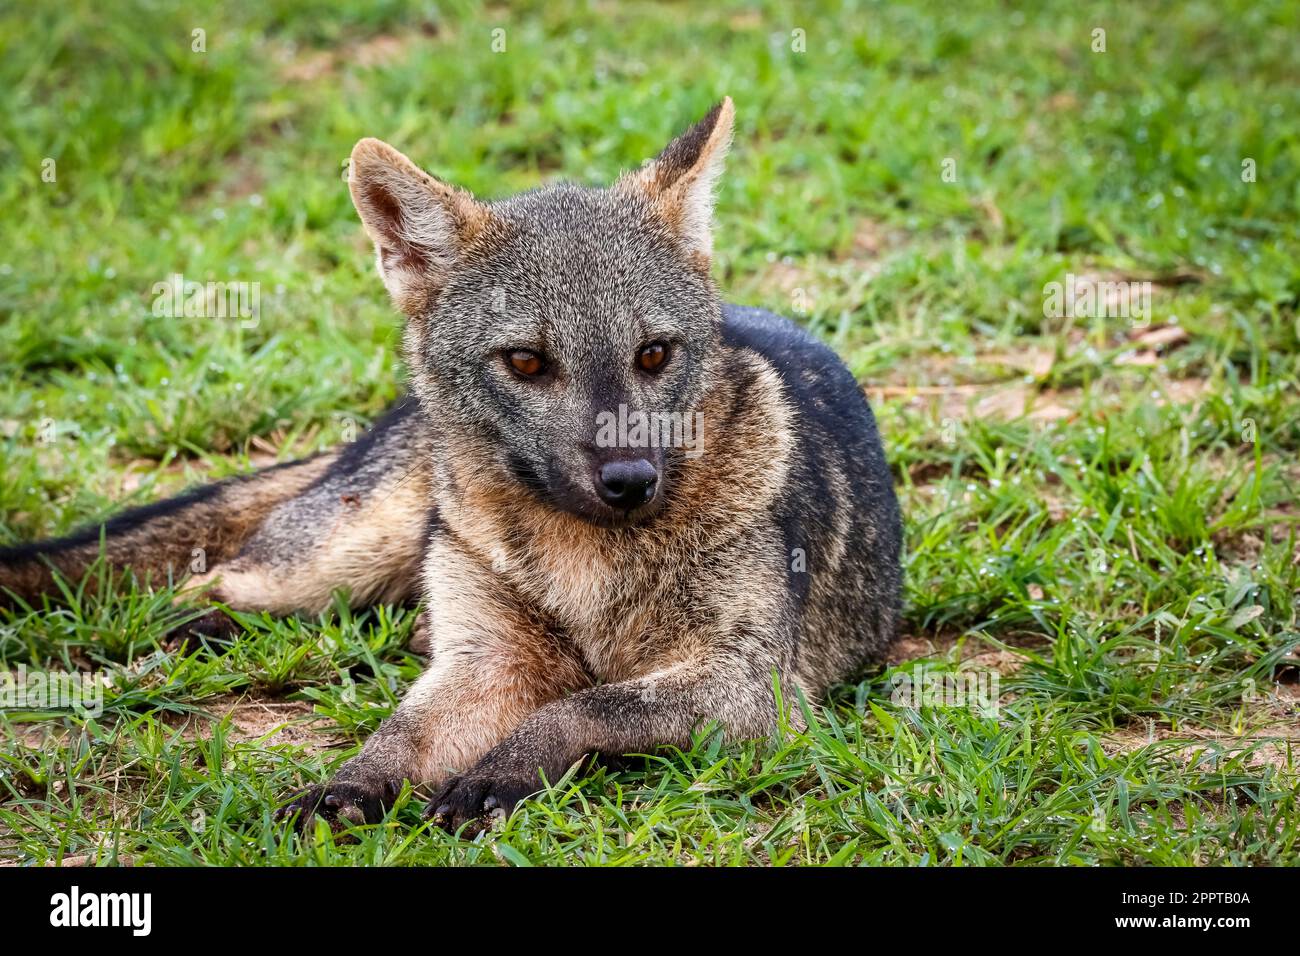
[616,96,734,266]
[348,137,492,314]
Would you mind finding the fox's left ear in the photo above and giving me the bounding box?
[617,96,734,267]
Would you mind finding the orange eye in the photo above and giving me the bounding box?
[508,350,545,377]
[637,342,668,373]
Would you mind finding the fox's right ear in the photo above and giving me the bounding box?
[347,138,491,314]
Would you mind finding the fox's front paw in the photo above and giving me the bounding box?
[277,775,400,831]
[425,772,541,835]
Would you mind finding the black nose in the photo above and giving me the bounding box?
[595,458,659,509]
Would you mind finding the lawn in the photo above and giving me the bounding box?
[1,0,1297,866]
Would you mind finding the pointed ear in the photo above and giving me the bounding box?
[617,97,734,266]
[348,138,491,314]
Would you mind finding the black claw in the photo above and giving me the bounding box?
[275,777,397,833]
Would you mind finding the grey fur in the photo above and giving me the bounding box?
[0,100,902,834]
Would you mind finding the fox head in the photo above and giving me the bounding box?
[347,98,734,527]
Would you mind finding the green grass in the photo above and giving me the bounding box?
[2,0,1298,866]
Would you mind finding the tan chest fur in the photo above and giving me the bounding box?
[425,347,796,683]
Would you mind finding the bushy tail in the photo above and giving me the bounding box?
[0,455,333,607]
